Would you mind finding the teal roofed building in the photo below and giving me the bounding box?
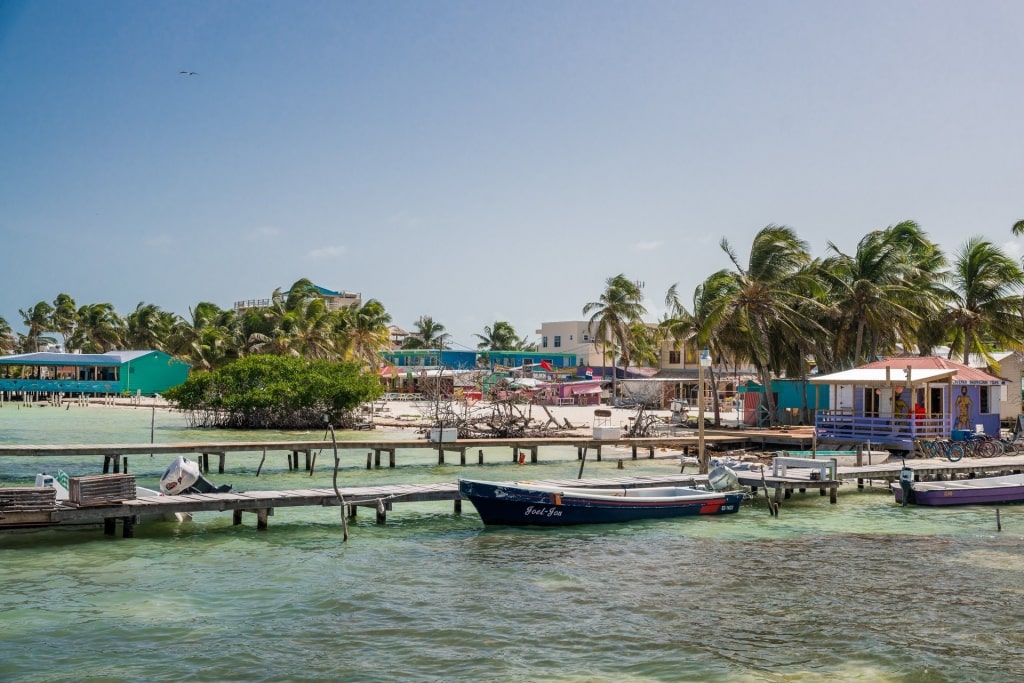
[0,351,190,399]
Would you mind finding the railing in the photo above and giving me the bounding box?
[815,409,949,444]
[0,378,122,395]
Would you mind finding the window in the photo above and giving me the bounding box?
[980,386,990,414]
[582,334,591,342]
[669,350,681,364]
[554,335,562,348]
[569,334,574,341]
[542,336,548,348]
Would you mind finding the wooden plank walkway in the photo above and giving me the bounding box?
[1,473,711,537]
[0,434,753,474]
[734,454,1024,509]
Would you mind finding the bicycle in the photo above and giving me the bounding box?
[919,437,965,462]
[961,432,997,458]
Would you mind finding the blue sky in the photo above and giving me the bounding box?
[2,1,1022,349]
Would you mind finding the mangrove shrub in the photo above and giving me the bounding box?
[164,355,382,429]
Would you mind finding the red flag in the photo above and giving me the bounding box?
[585,367,593,378]
[540,360,553,372]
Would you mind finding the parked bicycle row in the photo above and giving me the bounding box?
[915,433,1021,462]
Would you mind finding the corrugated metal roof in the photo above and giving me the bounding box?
[808,368,956,385]
[811,356,1005,385]
[0,351,157,367]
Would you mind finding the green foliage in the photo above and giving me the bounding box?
[164,355,382,429]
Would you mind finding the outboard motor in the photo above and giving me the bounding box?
[708,464,740,492]
[898,459,915,507]
[160,456,232,495]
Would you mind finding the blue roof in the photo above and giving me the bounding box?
[0,351,158,367]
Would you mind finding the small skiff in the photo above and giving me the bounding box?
[459,479,744,526]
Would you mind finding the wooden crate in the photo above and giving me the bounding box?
[0,487,58,510]
[68,474,136,506]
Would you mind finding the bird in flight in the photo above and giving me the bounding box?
[179,71,198,76]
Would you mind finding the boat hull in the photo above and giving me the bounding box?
[891,473,1024,506]
[459,479,744,526]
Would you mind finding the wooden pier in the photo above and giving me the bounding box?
[0,473,711,537]
[5,455,1024,538]
[0,434,753,474]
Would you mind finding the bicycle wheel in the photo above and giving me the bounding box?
[1003,440,1020,456]
[919,440,937,458]
[975,440,995,458]
[946,443,965,462]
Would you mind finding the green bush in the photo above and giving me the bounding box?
[164,355,382,429]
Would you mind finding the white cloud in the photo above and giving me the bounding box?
[307,245,347,259]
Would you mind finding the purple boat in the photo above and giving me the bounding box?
[459,479,744,526]
[892,472,1024,506]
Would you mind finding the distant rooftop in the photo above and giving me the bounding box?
[234,284,361,313]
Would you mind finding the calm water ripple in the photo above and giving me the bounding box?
[2,406,1024,681]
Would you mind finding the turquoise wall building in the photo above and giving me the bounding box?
[0,351,190,397]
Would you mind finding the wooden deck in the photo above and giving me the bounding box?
[0,473,711,536]
[6,455,1024,538]
[0,434,755,474]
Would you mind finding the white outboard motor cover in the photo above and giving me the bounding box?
[160,456,201,495]
[708,464,740,491]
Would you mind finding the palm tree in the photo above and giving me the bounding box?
[0,316,15,354]
[18,301,54,352]
[402,315,450,349]
[474,321,522,350]
[662,272,738,425]
[582,274,647,402]
[50,293,78,350]
[820,221,946,368]
[70,303,124,352]
[1012,220,1024,236]
[946,237,1024,366]
[169,302,241,370]
[124,302,172,350]
[717,225,826,425]
[340,299,393,367]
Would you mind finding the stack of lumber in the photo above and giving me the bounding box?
[0,487,58,511]
[68,474,136,506]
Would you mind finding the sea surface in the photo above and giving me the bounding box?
[2,403,1023,682]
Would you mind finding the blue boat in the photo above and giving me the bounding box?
[459,479,744,526]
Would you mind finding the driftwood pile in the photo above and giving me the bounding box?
[416,398,580,439]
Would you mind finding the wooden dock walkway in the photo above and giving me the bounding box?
[6,455,1024,538]
[0,473,711,537]
[0,434,753,474]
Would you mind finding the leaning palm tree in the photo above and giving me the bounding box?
[946,237,1024,366]
[50,293,78,350]
[18,300,54,353]
[1012,220,1024,236]
[717,225,827,425]
[662,271,738,426]
[124,302,172,351]
[582,274,647,402]
[821,221,946,367]
[0,315,15,354]
[70,303,124,353]
[340,299,393,367]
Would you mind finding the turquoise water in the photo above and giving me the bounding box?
[2,404,1024,682]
